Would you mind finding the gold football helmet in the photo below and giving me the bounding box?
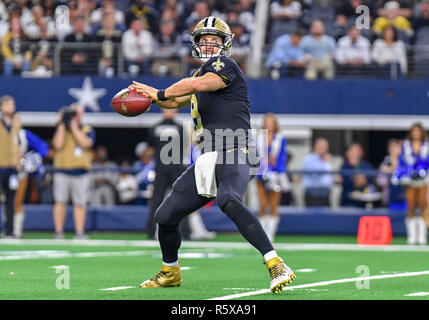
[191,16,234,62]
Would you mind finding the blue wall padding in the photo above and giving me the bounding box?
[3,205,407,235]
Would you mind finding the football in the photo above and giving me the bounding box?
[110,88,152,117]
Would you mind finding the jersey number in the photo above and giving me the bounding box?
[191,94,203,135]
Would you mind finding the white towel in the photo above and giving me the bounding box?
[195,151,218,197]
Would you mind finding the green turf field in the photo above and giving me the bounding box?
[1,232,429,300]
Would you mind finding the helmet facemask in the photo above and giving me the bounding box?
[191,17,234,63]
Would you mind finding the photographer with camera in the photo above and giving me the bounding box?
[52,103,95,240]
[0,95,21,238]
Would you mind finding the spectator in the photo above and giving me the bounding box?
[41,0,56,19]
[133,141,155,206]
[0,1,8,39]
[62,15,96,74]
[94,11,122,77]
[301,138,334,207]
[335,25,371,76]
[90,145,119,207]
[269,0,302,43]
[116,158,138,205]
[371,26,408,77]
[304,0,337,37]
[9,0,33,29]
[90,0,126,32]
[151,19,182,77]
[225,0,255,34]
[72,0,97,29]
[52,103,95,240]
[225,7,240,26]
[0,96,21,239]
[373,0,413,39]
[122,18,154,76]
[337,143,374,208]
[335,0,373,40]
[21,5,55,40]
[376,138,405,209]
[29,17,56,75]
[229,22,250,73]
[300,20,336,80]
[185,0,211,29]
[1,15,32,76]
[393,123,429,245]
[256,113,290,242]
[413,0,429,77]
[159,5,182,33]
[237,0,255,33]
[266,28,306,79]
[178,18,203,75]
[125,0,159,34]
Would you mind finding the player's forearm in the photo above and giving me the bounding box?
[164,74,224,99]
[164,78,199,98]
[155,96,191,109]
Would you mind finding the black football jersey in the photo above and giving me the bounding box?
[190,56,251,152]
[148,118,185,165]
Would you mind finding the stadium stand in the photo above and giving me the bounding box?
[0,0,429,240]
[0,0,428,78]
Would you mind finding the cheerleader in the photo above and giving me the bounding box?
[393,123,429,245]
[14,129,50,238]
[256,113,290,242]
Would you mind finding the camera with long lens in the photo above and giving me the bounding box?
[59,106,77,128]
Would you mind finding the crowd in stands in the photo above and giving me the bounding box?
[1,0,429,78]
[266,0,429,79]
[0,0,254,77]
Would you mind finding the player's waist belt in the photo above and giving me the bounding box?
[195,151,218,198]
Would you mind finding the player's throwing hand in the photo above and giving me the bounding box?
[129,81,158,101]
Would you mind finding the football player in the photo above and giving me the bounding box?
[129,16,295,294]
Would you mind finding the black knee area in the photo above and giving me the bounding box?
[158,223,179,234]
[222,200,242,216]
[222,200,251,224]
[217,190,241,212]
[154,198,182,225]
[221,199,274,256]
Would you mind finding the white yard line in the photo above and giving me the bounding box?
[295,268,317,273]
[405,292,429,297]
[0,250,151,261]
[1,239,429,252]
[100,286,137,291]
[0,250,232,261]
[208,270,429,300]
